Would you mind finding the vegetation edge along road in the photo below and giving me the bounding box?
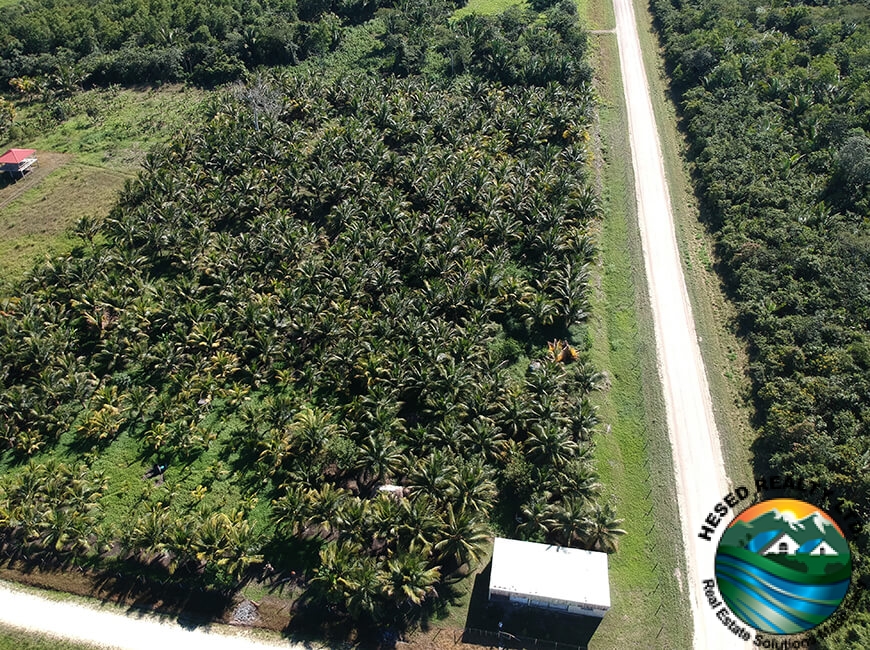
[612,0,741,646]
[0,579,296,650]
[585,8,691,648]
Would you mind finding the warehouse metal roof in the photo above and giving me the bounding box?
[489,537,610,609]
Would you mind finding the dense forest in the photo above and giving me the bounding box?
[0,0,369,87]
[649,0,870,642]
[0,0,620,628]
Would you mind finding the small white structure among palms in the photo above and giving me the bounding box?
[488,537,611,617]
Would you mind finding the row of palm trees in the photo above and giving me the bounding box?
[0,56,620,622]
[0,460,106,562]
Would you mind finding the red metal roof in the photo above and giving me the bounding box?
[0,149,36,164]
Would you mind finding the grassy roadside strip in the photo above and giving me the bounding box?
[585,22,691,649]
[0,625,98,650]
[626,0,755,488]
[578,0,615,31]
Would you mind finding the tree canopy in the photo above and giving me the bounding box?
[649,0,870,641]
[0,3,619,627]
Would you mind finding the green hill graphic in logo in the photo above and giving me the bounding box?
[714,498,851,635]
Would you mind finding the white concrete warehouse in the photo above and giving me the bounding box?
[488,537,611,617]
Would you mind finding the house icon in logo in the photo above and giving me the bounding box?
[761,533,840,557]
[761,532,800,556]
[809,541,838,556]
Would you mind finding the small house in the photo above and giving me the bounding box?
[0,148,38,180]
[762,532,800,556]
[488,537,611,617]
[809,541,838,557]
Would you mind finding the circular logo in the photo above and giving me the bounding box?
[714,498,851,635]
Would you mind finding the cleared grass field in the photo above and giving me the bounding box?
[0,161,130,285]
[453,0,526,19]
[0,85,206,289]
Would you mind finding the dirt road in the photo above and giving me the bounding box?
[612,0,737,647]
[0,581,302,650]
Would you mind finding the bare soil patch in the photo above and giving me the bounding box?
[0,152,74,212]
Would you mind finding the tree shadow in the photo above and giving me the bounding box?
[281,597,360,647]
[90,557,234,630]
[462,561,602,649]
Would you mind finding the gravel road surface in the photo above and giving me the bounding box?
[0,581,302,650]
[612,0,740,647]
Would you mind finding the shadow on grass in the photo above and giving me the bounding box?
[0,554,234,631]
[90,558,233,630]
[462,561,602,650]
[282,568,474,649]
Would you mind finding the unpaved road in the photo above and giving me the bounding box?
[612,0,737,647]
[0,581,302,650]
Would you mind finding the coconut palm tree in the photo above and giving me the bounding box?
[580,502,626,553]
[311,541,360,606]
[289,406,336,457]
[548,496,589,547]
[432,504,490,572]
[380,552,440,607]
[525,421,578,469]
[341,554,383,621]
[548,458,601,503]
[406,450,458,504]
[356,433,405,490]
[447,460,497,515]
[302,484,349,538]
[517,493,555,542]
[272,485,306,538]
[460,418,507,464]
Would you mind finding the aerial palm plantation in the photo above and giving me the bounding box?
[0,0,623,631]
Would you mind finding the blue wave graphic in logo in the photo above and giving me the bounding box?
[715,552,850,634]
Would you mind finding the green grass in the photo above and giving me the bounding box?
[453,0,526,20]
[0,232,78,288]
[8,85,206,169]
[0,626,98,650]
[0,84,206,290]
[628,0,755,487]
[0,161,129,286]
[582,0,615,31]
[23,402,252,539]
[584,30,691,650]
